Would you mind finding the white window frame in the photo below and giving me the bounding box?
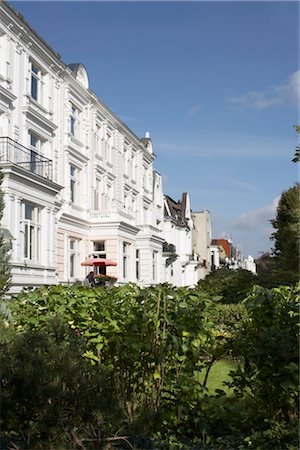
[124,147,128,176]
[28,132,42,174]
[69,238,79,279]
[104,140,110,162]
[136,249,140,281]
[95,124,101,155]
[30,61,43,103]
[70,163,79,203]
[22,202,41,262]
[69,104,78,137]
[94,178,101,210]
[29,132,41,152]
[104,182,112,211]
[122,242,130,280]
[152,250,158,281]
[92,241,106,275]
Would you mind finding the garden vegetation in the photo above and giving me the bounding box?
[0,281,299,449]
[0,170,299,449]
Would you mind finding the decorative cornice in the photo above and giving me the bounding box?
[0,84,17,103]
[23,101,58,133]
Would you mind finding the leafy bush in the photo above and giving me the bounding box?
[1,283,298,449]
[153,284,299,449]
[3,283,220,447]
[230,284,299,422]
[197,283,300,450]
[197,268,257,303]
[0,317,121,449]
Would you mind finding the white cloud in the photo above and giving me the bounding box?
[228,70,300,109]
[211,198,280,257]
[232,197,279,231]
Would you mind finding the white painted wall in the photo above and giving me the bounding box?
[0,2,165,291]
[162,195,198,287]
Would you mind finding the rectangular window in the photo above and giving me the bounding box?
[136,249,140,280]
[132,196,136,216]
[105,141,109,161]
[92,241,106,275]
[70,104,78,136]
[152,250,158,281]
[69,238,79,278]
[93,178,98,210]
[128,152,133,179]
[132,154,136,180]
[30,62,42,102]
[143,206,148,223]
[124,147,128,175]
[94,241,105,253]
[94,181,99,210]
[23,202,41,261]
[29,132,41,174]
[70,164,78,203]
[103,183,112,211]
[123,242,129,279]
[30,133,39,150]
[95,125,101,154]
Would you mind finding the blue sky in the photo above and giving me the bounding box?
[12,1,299,257]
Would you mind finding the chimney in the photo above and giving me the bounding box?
[145,131,150,139]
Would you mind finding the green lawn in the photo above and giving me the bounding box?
[199,358,242,394]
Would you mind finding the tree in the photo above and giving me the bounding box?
[198,268,257,303]
[195,284,300,450]
[230,285,299,424]
[255,252,298,288]
[271,183,300,274]
[0,171,10,296]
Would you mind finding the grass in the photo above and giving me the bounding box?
[200,358,242,394]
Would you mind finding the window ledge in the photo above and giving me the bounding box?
[27,95,49,115]
[69,134,84,148]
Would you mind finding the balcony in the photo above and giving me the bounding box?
[88,209,136,224]
[163,242,177,255]
[163,242,178,266]
[0,137,52,181]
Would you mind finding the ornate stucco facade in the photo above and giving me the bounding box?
[0,2,166,292]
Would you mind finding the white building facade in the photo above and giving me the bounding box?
[192,210,212,280]
[0,2,165,292]
[162,194,199,287]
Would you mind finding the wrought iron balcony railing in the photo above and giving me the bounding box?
[0,137,53,181]
[163,242,176,254]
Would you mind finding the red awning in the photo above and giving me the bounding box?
[81,258,117,267]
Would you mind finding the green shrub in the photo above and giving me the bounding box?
[0,317,122,449]
[198,268,257,303]
[1,282,298,449]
